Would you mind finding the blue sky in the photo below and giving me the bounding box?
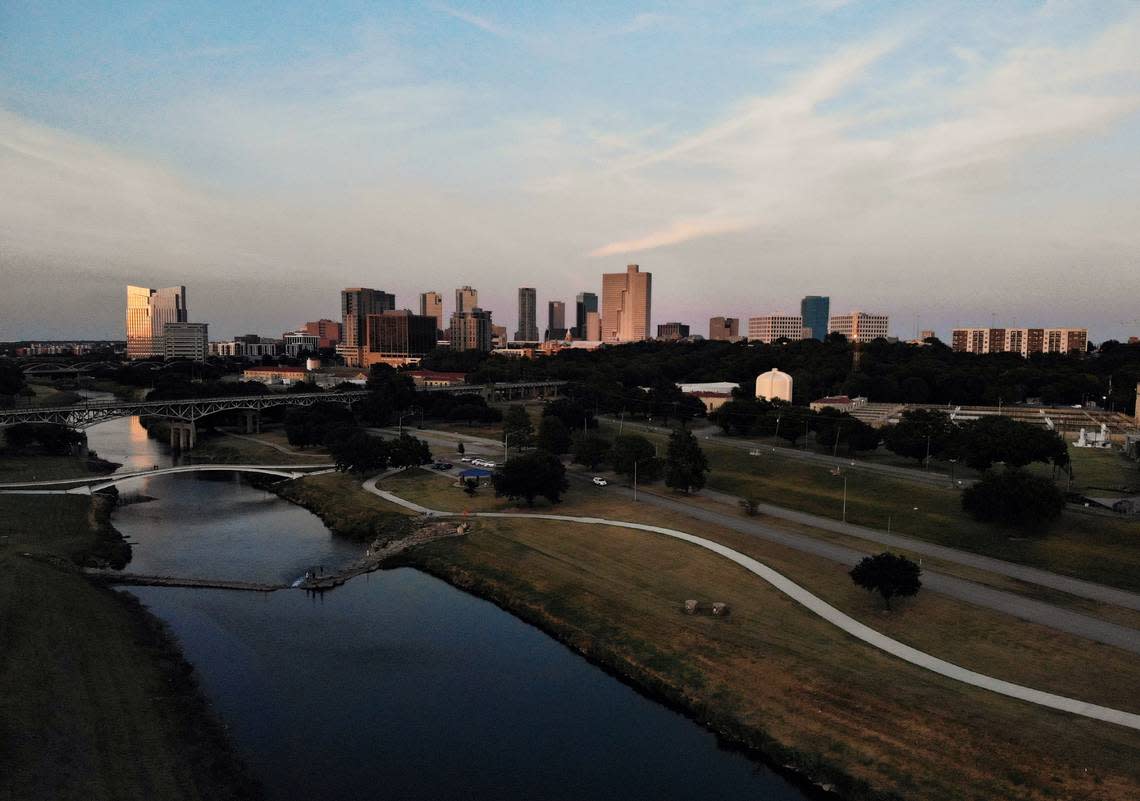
[2,1,1139,340]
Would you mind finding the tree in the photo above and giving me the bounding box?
[883,409,954,464]
[542,398,595,433]
[536,415,572,454]
[961,468,1065,529]
[492,450,569,506]
[502,404,533,449]
[387,434,433,468]
[610,434,659,480]
[571,432,611,470]
[457,442,466,455]
[329,431,389,474]
[2,423,85,455]
[0,360,25,404]
[849,552,922,610]
[771,405,812,446]
[356,364,416,425]
[284,402,355,448]
[950,417,1068,472]
[664,426,709,494]
[448,403,486,426]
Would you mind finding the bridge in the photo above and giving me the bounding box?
[0,380,567,448]
[0,463,336,494]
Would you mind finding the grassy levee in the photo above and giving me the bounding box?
[398,513,1140,801]
[0,452,118,483]
[607,428,1140,593]
[186,429,330,466]
[0,481,258,800]
[276,471,413,541]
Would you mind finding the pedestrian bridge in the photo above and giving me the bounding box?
[0,463,335,495]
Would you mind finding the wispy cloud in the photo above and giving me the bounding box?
[431,3,516,39]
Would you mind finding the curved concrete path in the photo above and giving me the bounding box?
[0,463,335,494]
[362,476,1140,732]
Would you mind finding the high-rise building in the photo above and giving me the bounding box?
[748,315,805,343]
[455,286,478,314]
[800,296,830,341]
[829,311,889,343]
[657,322,690,341]
[515,288,538,341]
[585,311,601,341]
[364,310,438,366]
[126,285,188,358]
[575,292,598,338]
[709,317,739,341]
[302,319,342,348]
[419,292,444,334]
[341,288,395,366]
[162,322,208,361]
[546,301,567,340]
[449,308,493,352]
[950,327,1087,356]
[491,324,508,349]
[601,264,652,343]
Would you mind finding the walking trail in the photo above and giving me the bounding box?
[362,475,1140,732]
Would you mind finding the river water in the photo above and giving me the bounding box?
[92,405,812,801]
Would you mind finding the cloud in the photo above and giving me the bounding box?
[431,3,515,39]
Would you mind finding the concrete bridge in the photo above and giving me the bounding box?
[0,463,335,494]
[0,380,567,449]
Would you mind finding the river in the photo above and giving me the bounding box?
[91,404,814,800]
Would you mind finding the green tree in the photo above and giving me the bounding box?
[492,450,569,506]
[329,431,389,474]
[0,360,25,405]
[387,434,433,468]
[611,434,660,480]
[883,409,954,464]
[950,417,1068,472]
[571,433,611,470]
[536,415,572,454]
[502,404,533,449]
[664,426,709,493]
[961,469,1065,529]
[771,405,812,446]
[849,552,922,610]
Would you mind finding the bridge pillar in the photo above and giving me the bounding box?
[243,410,260,434]
[169,421,197,451]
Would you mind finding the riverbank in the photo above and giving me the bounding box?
[0,488,261,800]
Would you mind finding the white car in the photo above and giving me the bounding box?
[592,477,608,486]
[460,456,472,463]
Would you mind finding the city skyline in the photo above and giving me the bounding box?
[3,3,1139,341]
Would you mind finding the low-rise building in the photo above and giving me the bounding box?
[708,316,740,341]
[283,331,321,357]
[242,366,309,385]
[829,312,889,343]
[162,322,208,361]
[405,370,467,388]
[657,322,690,341]
[950,326,1087,356]
[678,381,740,413]
[748,315,805,343]
[810,395,869,413]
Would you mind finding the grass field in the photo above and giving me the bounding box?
[0,490,256,800]
[0,453,116,483]
[187,429,331,466]
[401,513,1140,801]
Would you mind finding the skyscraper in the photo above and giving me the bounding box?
[364,310,437,367]
[709,317,739,341]
[449,308,493,352]
[419,292,444,335]
[800,296,830,341]
[126,285,188,358]
[341,288,395,366]
[601,264,652,343]
[546,300,567,340]
[515,287,538,341]
[575,292,598,338]
[455,286,478,314]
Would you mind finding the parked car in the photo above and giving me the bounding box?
[432,462,453,470]
[460,456,472,463]
[592,476,608,486]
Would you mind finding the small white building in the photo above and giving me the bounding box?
[755,369,792,402]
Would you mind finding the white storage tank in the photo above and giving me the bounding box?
[755,368,792,402]
[306,357,321,371]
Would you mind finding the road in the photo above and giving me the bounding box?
[362,475,1140,732]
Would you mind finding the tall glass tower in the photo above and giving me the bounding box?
[800,295,830,341]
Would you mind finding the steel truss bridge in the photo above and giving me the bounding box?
[0,381,567,429]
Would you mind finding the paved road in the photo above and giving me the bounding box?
[362,475,1140,732]
[597,416,972,489]
[380,426,1140,613]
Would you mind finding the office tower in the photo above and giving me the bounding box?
[341,288,395,366]
[546,300,567,340]
[161,322,208,361]
[709,317,739,341]
[455,286,478,314]
[950,327,1087,356]
[282,332,319,357]
[449,308,493,352]
[515,288,538,341]
[575,292,598,338]
[585,311,601,341]
[419,292,444,334]
[364,310,438,366]
[302,319,342,348]
[126,285,188,358]
[601,264,652,343]
[828,311,889,343]
[800,296,830,341]
[747,315,805,343]
[491,325,508,348]
[657,322,689,341]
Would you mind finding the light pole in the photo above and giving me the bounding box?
[397,407,420,435]
[773,416,781,443]
[503,431,528,462]
[924,434,931,471]
[840,474,848,522]
[949,458,958,485]
[632,444,659,503]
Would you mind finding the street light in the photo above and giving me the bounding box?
[503,430,529,462]
[397,407,421,435]
[632,444,660,503]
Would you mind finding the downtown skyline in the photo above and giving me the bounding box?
[3,2,1140,341]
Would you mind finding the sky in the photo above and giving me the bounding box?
[2,0,1139,342]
